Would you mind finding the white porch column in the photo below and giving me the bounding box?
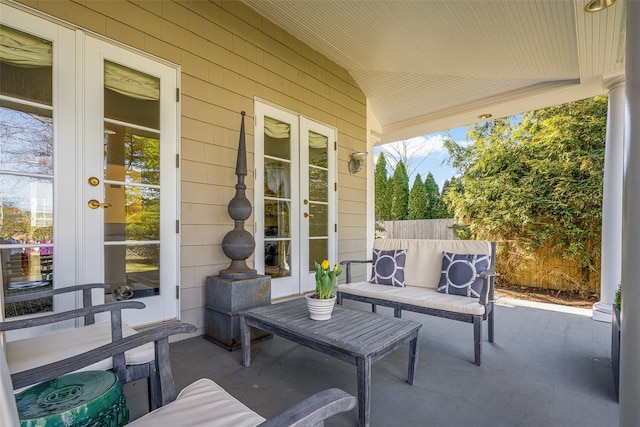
[620,0,640,424]
[593,80,624,322]
[366,100,381,260]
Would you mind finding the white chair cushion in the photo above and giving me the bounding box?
[338,281,486,315]
[0,343,20,427]
[373,239,492,289]
[127,378,266,427]
[6,320,153,375]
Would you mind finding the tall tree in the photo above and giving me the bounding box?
[390,160,410,220]
[408,173,428,219]
[440,178,456,218]
[444,95,607,290]
[374,152,390,221]
[423,172,442,219]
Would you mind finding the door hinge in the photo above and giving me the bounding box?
[334,141,337,151]
[176,88,180,102]
[176,285,180,299]
[335,224,337,232]
[334,182,337,191]
[176,154,180,168]
[176,220,180,233]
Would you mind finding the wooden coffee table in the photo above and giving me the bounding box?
[240,298,422,427]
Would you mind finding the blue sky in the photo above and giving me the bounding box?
[373,126,469,191]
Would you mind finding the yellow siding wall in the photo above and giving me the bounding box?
[14,0,368,336]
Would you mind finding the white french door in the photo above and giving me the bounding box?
[254,101,337,299]
[83,37,179,326]
[0,5,178,329]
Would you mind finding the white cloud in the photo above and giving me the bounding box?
[372,130,472,185]
[374,134,456,164]
[383,134,447,158]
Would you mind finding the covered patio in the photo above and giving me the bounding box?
[125,299,618,426]
[1,0,638,425]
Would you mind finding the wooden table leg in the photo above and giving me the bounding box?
[407,334,419,385]
[356,356,372,427]
[240,316,251,367]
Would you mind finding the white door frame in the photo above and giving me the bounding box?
[254,100,338,299]
[0,5,78,338]
[1,4,180,330]
[254,102,300,298]
[84,36,180,326]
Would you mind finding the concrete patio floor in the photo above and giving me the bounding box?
[124,298,618,426]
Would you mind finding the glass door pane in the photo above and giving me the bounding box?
[102,61,161,302]
[307,130,329,271]
[0,25,54,316]
[263,117,292,279]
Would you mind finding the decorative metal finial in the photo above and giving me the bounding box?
[220,111,257,279]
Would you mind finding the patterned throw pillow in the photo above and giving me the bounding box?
[437,252,491,297]
[369,249,407,287]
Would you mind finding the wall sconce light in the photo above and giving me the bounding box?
[348,151,368,174]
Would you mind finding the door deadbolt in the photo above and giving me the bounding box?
[88,177,100,186]
[88,199,111,209]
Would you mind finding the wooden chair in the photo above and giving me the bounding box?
[0,283,173,409]
[0,322,357,427]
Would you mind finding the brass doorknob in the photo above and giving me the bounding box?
[88,200,111,209]
[304,212,309,218]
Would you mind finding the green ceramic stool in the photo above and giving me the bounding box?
[15,370,129,427]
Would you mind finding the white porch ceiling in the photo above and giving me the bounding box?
[241,0,626,143]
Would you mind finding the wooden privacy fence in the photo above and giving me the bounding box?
[497,241,600,295]
[382,219,456,240]
[380,219,600,295]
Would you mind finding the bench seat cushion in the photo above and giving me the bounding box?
[338,281,486,316]
[127,378,266,427]
[6,320,154,375]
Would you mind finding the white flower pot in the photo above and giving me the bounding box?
[305,293,337,320]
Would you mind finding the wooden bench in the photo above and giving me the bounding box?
[337,239,496,366]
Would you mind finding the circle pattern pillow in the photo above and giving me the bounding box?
[437,252,491,297]
[369,249,407,287]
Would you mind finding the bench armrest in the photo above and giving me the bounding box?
[339,260,372,283]
[477,269,497,307]
[258,388,356,427]
[11,322,196,397]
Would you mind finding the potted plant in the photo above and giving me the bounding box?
[612,285,621,401]
[306,260,342,320]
